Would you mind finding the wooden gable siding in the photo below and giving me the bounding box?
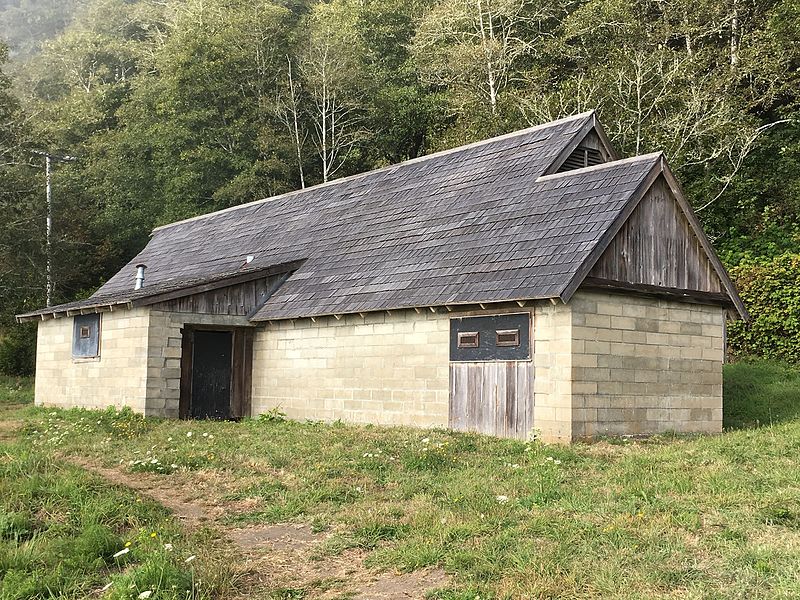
[152,272,289,316]
[589,175,722,293]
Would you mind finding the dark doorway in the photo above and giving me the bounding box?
[191,330,233,419]
[179,326,254,420]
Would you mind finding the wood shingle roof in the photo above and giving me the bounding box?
[18,111,744,322]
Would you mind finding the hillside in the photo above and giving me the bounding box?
[1,0,799,375]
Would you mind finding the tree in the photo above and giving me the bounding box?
[412,0,564,136]
[0,41,41,373]
[297,0,369,182]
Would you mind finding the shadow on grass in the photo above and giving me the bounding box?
[724,359,800,429]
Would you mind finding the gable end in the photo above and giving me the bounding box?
[587,174,723,293]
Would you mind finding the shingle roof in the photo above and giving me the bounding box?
[17,111,679,321]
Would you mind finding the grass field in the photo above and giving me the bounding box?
[1,361,800,599]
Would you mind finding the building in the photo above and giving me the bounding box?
[17,111,747,442]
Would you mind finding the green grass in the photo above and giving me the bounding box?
[0,439,239,599]
[0,381,238,599]
[0,376,33,407]
[724,359,800,428]
[1,359,799,598]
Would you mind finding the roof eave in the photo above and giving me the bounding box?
[249,294,563,323]
[16,301,133,323]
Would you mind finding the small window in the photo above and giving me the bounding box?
[496,329,520,347]
[457,331,480,348]
[72,314,101,358]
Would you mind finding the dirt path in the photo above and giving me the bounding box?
[67,457,448,599]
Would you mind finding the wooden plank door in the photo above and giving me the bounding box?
[190,330,233,420]
[230,328,254,419]
[449,361,533,439]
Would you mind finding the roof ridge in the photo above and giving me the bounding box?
[536,151,664,182]
[153,111,596,232]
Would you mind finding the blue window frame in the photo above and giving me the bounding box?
[72,314,101,358]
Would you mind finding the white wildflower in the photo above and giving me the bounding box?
[202,432,208,437]
[496,495,509,504]
[421,437,430,443]
[164,543,173,552]
[186,431,193,437]
[553,459,562,465]
[113,547,130,558]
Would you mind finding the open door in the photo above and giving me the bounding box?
[179,327,253,420]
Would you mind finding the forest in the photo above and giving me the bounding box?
[0,0,798,372]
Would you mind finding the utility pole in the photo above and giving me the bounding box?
[31,150,77,307]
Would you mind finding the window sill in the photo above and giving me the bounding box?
[72,356,101,363]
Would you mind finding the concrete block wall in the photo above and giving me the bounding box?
[532,301,573,443]
[33,308,151,411]
[32,291,726,441]
[570,290,725,438]
[251,309,451,427]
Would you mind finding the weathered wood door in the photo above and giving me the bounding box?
[180,327,253,420]
[449,361,533,439]
[191,330,233,419]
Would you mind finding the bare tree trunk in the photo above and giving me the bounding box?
[477,0,497,114]
[635,59,643,155]
[321,63,329,182]
[286,56,305,189]
[683,13,693,56]
[730,0,739,66]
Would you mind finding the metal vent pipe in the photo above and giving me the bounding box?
[135,264,147,290]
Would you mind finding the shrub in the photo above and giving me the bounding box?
[0,324,35,376]
[727,253,800,363]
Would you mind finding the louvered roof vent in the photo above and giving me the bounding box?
[556,146,605,173]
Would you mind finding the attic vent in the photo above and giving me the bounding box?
[556,146,605,173]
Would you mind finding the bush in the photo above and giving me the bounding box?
[727,253,800,363]
[0,324,36,376]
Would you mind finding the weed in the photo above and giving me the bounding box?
[259,407,288,423]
